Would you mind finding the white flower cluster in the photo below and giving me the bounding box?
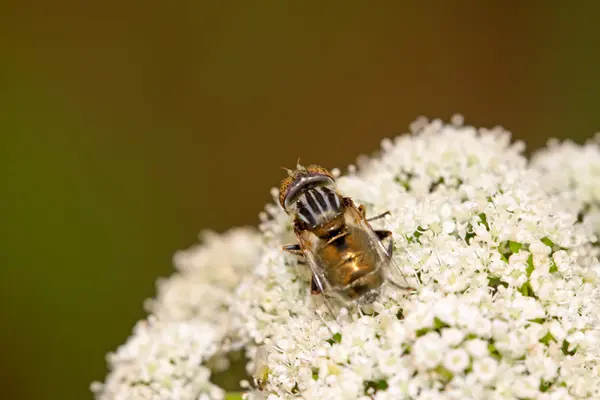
[91,318,224,400]
[531,135,600,240]
[92,228,264,400]
[238,118,600,399]
[93,117,600,400]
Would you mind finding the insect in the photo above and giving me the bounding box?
[253,345,269,391]
[279,163,410,309]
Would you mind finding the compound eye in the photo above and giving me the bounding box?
[278,176,295,209]
[305,165,334,180]
[278,164,335,211]
[283,175,334,210]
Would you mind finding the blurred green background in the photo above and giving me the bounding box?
[1,2,599,399]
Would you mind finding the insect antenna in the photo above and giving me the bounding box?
[280,166,294,176]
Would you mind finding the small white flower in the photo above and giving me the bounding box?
[513,375,540,399]
[465,338,489,358]
[441,327,465,347]
[472,357,498,384]
[413,332,447,370]
[443,348,470,374]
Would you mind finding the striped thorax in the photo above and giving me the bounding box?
[279,164,345,230]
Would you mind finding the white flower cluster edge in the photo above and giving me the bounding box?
[92,116,600,400]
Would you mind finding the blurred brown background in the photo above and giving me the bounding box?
[1,2,599,399]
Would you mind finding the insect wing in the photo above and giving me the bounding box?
[294,230,329,293]
[345,202,412,289]
[294,230,339,315]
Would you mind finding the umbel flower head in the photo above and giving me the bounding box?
[93,117,600,400]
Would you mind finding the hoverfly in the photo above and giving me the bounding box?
[252,345,269,391]
[279,163,411,309]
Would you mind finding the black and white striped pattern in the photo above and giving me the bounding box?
[295,186,342,227]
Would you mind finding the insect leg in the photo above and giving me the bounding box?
[375,229,392,241]
[358,204,366,217]
[324,231,349,246]
[311,275,322,294]
[357,201,391,222]
[282,243,303,256]
[374,230,393,256]
[368,211,391,222]
[376,229,414,291]
[283,245,313,283]
[284,244,321,293]
[311,272,338,319]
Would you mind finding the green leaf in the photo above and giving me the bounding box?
[498,240,529,261]
[413,226,424,238]
[326,332,342,345]
[526,254,534,277]
[429,177,445,192]
[225,393,244,400]
[434,366,454,382]
[312,368,319,380]
[519,281,535,297]
[529,318,545,324]
[509,241,522,254]
[540,236,555,248]
[488,342,502,360]
[478,213,490,230]
[562,340,577,356]
[465,228,476,244]
[539,332,555,345]
[415,327,430,337]
[291,382,300,394]
[401,343,412,354]
[364,379,388,394]
[539,379,553,392]
[541,236,568,252]
[394,175,411,190]
[498,241,512,260]
[433,317,450,331]
[488,276,508,293]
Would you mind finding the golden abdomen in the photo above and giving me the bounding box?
[319,245,384,301]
